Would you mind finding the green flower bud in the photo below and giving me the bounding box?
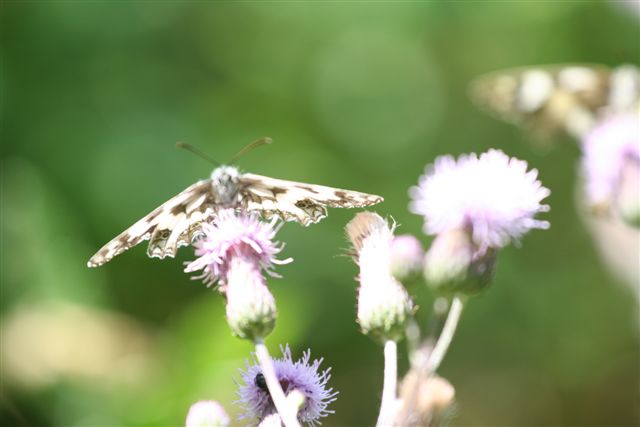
[423,228,496,295]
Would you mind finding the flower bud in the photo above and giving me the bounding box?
[396,370,455,426]
[390,234,424,282]
[186,401,230,427]
[224,256,277,340]
[346,212,413,343]
[423,228,496,295]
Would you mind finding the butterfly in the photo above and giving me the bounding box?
[470,64,640,142]
[87,140,384,267]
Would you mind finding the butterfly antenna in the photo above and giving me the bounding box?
[229,137,272,164]
[176,142,221,166]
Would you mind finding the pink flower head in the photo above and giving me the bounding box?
[186,400,230,427]
[409,149,550,251]
[185,210,292,287]
[237,345,338,426]
[581,113,640,208]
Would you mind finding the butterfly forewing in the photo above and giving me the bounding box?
[88,167,384,266]
[87,180,214,267]
[239,173,384,226]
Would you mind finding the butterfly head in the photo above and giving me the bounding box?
[211,165,241,206]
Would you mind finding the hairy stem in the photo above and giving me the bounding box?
[376,340,398,427]
[427,296,465,372]
[254,340,301,427]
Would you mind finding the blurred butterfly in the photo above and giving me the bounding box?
[87,138,384,267]
[470,64,639,143]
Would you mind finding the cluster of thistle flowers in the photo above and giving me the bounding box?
[184,210,336,427]
[345,149,550,426]
[181,149,550,427]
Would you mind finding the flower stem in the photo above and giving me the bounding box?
[254,340,301,427]
[376,340,398,427]
[427,296,465,372]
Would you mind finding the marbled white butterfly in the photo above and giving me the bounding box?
[470,64,639,141]
[87,139,383,267]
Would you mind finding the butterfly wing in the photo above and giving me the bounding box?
[607,65,640,113]
[87,180,214,267]
[470,64,620,140]
[238,173,384,226]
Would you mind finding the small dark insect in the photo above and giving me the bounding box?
[255,372,268,392]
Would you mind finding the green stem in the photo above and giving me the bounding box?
[376,340,398,427]
[254,340,301,427]
[427,296,465,372]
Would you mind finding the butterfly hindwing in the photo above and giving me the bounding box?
[87,180,214,267]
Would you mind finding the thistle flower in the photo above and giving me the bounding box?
[346,212,414,342]
[390,234,424,282]
[237,345,338,426]
[410,150,549,293]
[410,149,550,251]
[185,210,292,340]
[581,113,640,226]
[185,210,291,287]
[186,400,230,427]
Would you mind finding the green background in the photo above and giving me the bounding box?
[1,2,638,426]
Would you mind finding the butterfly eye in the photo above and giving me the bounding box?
[254,372,268,392]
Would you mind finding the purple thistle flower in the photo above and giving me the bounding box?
[581,113,640,224]
[237,345,338,426]
[185,210,292,287]
[409,149,550,252]
[185,210,292,340]
[186,400,230,427]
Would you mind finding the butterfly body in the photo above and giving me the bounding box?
[88,164,383,268]
[210,165,242,207]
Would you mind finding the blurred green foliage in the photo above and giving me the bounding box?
[1,2,638,426]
